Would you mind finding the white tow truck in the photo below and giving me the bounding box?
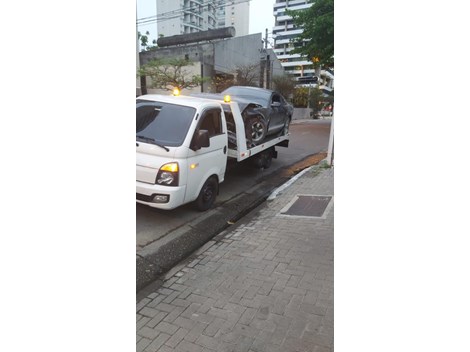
[136,92,289,211]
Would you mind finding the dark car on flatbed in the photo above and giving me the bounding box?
[192,86,293,146]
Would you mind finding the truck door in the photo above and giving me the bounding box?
[184,107,228,203]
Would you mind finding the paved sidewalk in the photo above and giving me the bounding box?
[137,165,334,352]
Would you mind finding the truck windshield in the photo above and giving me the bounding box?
[136,100,196,147]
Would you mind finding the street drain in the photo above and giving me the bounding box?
[279,194,333,218]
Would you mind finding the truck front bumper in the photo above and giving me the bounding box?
[136,181,186,210]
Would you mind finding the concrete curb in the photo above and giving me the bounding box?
[136,153,327,292]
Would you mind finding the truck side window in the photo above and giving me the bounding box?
[199,108,222,138]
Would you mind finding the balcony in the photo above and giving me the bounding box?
[274,28,303,37]
[183,20,203,30]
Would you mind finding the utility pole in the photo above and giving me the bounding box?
[136,5,140,96]
[261,29,268,88]
[265,28,268,49]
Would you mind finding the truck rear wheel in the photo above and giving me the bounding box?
[195,176,218,211]
[250,147,274,169]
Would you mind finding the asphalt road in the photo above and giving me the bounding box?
[136,119,331,251]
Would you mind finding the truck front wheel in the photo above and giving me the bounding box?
[195,176,218,211]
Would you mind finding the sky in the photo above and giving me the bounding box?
[136,0,277,47]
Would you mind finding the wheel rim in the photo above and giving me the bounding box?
[252,122,264,141]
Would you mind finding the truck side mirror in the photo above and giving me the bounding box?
[190,129,210,151]
[271,102,281,108]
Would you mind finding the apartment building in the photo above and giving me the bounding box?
[216,0,249,37]
[272,0,333,92]
[156,0,249,37]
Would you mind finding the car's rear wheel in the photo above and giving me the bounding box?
[249,115,267,144]
[195,176,218,211]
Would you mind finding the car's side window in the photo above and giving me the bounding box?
[272,94,281,105]
[198,108,222,138]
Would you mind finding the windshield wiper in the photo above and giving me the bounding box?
[136,135,170,151]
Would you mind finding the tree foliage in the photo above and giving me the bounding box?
[210,63,260,92]
[292,86,324,114]
[288,0,334,67]
[234,63,260,87]
[137,31,157,52]
[138,58,207,91]
[309,86,325,114]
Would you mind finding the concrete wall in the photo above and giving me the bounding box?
[268,48,284,78]
[292,108,313,120]
[140,42,215,93]
[214,33,262,74]
[139,33,285,94]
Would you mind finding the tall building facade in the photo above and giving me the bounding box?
[272,0,333,91]
[216,0,249,37]
[156,0,249,38]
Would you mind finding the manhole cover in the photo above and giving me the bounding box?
[279,195,333,218]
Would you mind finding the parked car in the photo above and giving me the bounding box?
[221,86,294,145]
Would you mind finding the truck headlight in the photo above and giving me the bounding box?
[156,162,179,186]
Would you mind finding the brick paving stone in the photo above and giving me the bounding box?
[173,316,197,330]
[146,311,168,328]
[162,306,185,324]
[203,317,225,337]
[137,326,160,340]
[183,322,208,343]
[137,167,334,352]
[155,321,179,335]
[136,337,152,352]
[137,298,151,311]
[155,302,179,313]
[144,333,170,352]
[163,290,180,304]
[175,340,204,352]
[139,306,161,319]
[137,316,151,330]
[147,295,166,309]
[195,334,221,351]
[165,327,189,348]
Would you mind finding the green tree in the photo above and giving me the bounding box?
[292,86,326,117]
[293,87,309,107]
[309,86,325,116]
[209,63,259,92]
[234,63,260,87]
[288,0,334,67]
[138,58,207,91]
[137,31,157,52]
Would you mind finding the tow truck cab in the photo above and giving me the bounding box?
[136,95,228,210]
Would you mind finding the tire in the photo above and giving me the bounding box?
[195,177,218,211]
[250,148,273,169]
[249,115,267,145]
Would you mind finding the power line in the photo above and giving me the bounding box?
[136,0,252,26]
